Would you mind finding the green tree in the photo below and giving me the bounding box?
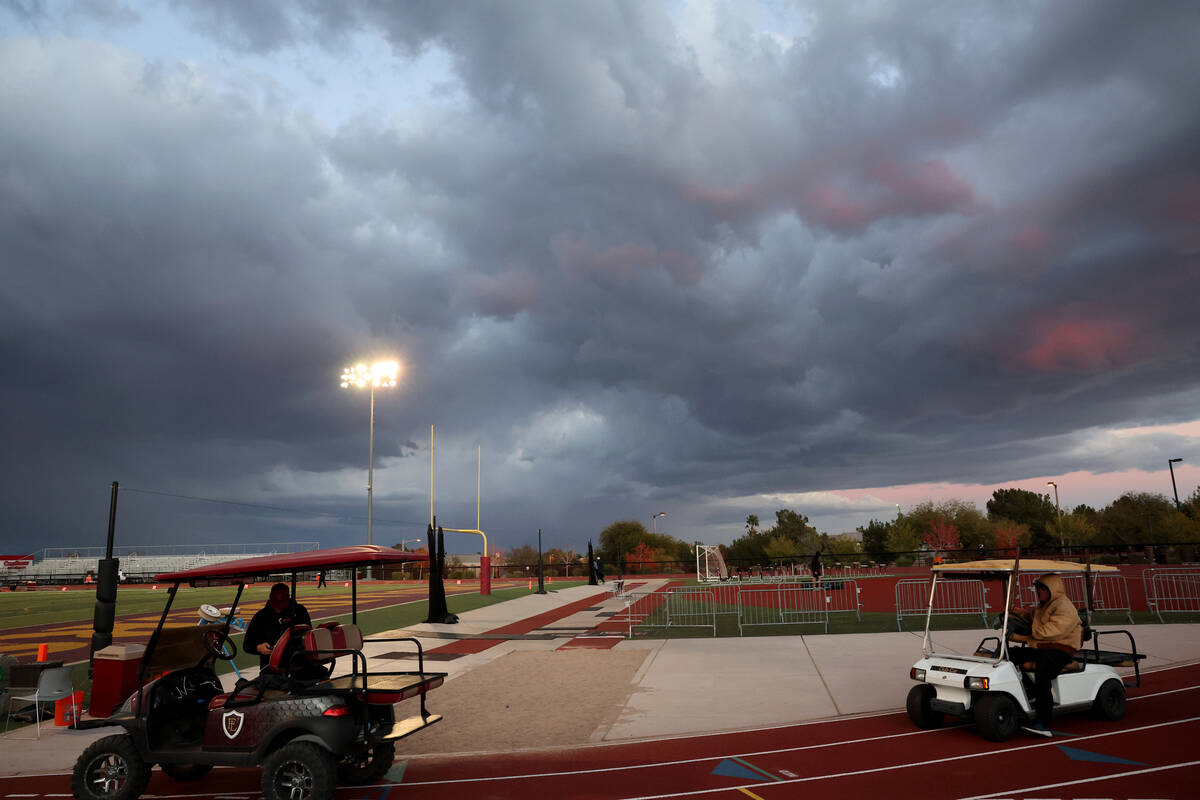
[987,488,1058,549]
[745,514,760,535]
[507,544,540,566]
[1047,512,1098,548]
[762,534,800,560]
[885,520,923,565]
[857,519,892,562]
[826,533,862,557]
[598,520,692,566]
[1097,492,1175,544]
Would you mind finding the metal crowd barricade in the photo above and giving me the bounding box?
[613,591,661,638]
[620,588,718,637]
[1146,569,1200,623]
[895,578,987,632]
[738,583,829,635]
[664,588,717,635]
[819,579,862,621]
[1015,572,1134,624]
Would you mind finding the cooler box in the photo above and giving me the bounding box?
[55,691,84,726]
[90,643,145,718]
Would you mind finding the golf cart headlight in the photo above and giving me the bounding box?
[965,676,989,690]
[910,667,926,681]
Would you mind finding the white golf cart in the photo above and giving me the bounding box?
[906,559,1145,741]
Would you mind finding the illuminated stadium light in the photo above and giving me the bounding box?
[340,360,400,390]
[339,358,402,547]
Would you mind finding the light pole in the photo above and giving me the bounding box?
[652,511,666,534]
[1047,481,1062,551]
[399,538,422,551]
[1169,458,1183,510]
[340,360,400,546]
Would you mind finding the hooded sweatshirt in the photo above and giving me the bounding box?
[1026,573,1082,655]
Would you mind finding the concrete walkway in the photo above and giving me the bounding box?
[3,581,1198,777]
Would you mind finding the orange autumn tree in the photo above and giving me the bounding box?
[626,541,659,574]
[924,519,961,552]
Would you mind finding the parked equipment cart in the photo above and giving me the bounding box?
[72,545,440,800]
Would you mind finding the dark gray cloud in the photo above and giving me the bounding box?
[1,1,1198,556]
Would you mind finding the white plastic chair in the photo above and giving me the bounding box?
[4,666,78,739]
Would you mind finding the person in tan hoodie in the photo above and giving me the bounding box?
[1007,573,1082,737]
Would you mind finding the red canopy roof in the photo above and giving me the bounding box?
[154,544,429,583]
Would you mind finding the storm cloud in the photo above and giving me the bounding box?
[1,1,1198,554]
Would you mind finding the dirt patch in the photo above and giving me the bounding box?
[396,647,651,755]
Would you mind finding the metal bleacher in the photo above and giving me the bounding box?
[7,543,319,584]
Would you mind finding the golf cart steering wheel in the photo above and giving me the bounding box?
[991,614,1032,639]
[202,628,238,661]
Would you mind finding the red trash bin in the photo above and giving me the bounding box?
[90,643,145,718]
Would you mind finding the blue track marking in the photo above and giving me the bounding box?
[384,761,407,783]
[1056,744,1147,766]
[711,757,780,782]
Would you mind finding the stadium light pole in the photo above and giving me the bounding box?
[1169,458,1183,510]
[1047,481,1063,552]
[652,511,666,534]
[340,360,401,547]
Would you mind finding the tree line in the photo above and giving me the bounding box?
[405,485,1200,571]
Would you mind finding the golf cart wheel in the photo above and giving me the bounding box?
[337,741,396,785]
[262,742,335,800]
[906,685,945,729]
[72,734,151,800]
[159,763,213,781]
[1092,678,1126,721]
[974,694,1019,742]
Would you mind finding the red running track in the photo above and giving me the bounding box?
[5,662,1197,800]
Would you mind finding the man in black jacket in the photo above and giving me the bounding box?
[243,583,312,669]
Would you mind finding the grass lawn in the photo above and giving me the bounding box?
[2,582,587,726]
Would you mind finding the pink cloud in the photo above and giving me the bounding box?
[802,183,871,228]
[1019,318,1140,372]
[838,463,1200,517]
[456,268,539,319]
[870,159,978,216]
[550,234,702,286]
[681,157,979,233]
[1012,225,1052,252]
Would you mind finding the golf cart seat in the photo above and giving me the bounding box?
[1018,658,1085,674]
[301,622,363,666]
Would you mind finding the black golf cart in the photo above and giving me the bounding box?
[71,545,444,800]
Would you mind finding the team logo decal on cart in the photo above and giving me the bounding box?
[223,709,245,739]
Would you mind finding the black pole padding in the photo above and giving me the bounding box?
[105,482,119,559]
[91,481,121,676]
[425,524,457,624]
[536,528,547,594]
[587,540,597,586]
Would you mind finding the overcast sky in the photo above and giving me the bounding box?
[2,1,1198,558]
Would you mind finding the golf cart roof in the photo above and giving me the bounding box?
[933,558,1118,575]
[154,544,428,583]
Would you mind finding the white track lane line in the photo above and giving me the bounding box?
[392,714,1200,792]
[5,678,1198,796]
[612,717,1200,800]
[957,758,1200,800]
